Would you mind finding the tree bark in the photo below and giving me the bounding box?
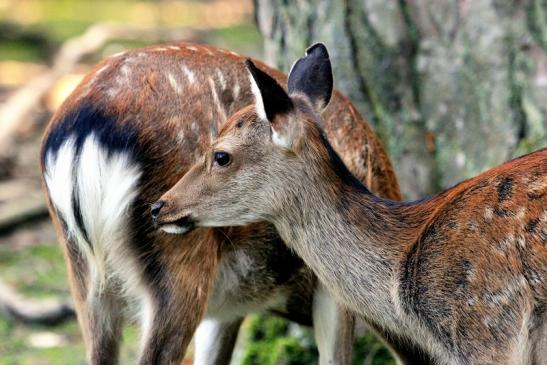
[254,0,546,199]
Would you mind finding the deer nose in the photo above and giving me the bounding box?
[151,200,165,221]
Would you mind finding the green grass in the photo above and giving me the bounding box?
[0,241,140,364]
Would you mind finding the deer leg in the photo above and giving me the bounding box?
[193,317,244,365]
[61,236,123,365]
[313,284,355,365]
[136,232,220,365]
[85,287,124,365]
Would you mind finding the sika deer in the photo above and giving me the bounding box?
[41,42,429,364]
[154,44,547,365]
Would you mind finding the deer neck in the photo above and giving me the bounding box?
[270,173,428,330]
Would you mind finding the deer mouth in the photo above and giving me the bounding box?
[157,215,195,235]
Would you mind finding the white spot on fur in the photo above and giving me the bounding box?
[168,45,180,51]
[181,64,196,85]
[120,64,131,79]
[186,46,198,52]
[110,51,126,58]
[233,82,240,99]
[95,64,109,78]
[208,77,226,122]
[516,207,526,220]
[176,130,185,144]
[154,47,168,52]
[516,234,526,248]
[160,224,191,235]
[248,72,267,121]
[229,51,238,56]
[215,69,226,90]
[167,72,182,94]
[484,207,494,220]
[191,121,199,135]
[272,129,291,149]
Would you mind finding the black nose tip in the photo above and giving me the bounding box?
[151,201,165,221]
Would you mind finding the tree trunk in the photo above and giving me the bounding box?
[254,0,546,199]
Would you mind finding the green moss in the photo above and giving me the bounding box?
[241,315,318,365]
[241,314,396,365]
[527,0,547,51]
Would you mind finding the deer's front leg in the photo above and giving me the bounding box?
[137,231,221,365]
[313,284,355,365]
[137,292,200,365]
[193,317,244,365]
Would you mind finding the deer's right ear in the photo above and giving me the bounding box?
[245,59,293,123]
[287,43,333,112]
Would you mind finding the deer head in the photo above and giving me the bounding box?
[152,43,352,234]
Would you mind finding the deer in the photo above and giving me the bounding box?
[153,43,547,365]
[40,42,433,364]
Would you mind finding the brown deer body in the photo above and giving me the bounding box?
[154,44,547,365]
[40,42,428,364]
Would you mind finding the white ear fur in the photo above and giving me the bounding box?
[271,128,291,149]
[248,71,268,121]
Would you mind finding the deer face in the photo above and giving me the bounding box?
[152,44,334,235]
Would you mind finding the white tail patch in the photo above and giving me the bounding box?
[44,138,80,240]
[44,135,142,293]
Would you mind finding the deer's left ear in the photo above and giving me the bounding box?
[246,59,293,123]
[287,43,333,112]
[246,60,297,149]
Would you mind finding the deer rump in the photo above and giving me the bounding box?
[41,43,419,364]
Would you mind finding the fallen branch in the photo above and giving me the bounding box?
[0,279,75,326]
[0,181,49,235]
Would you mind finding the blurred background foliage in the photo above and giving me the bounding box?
[0,0,545,364]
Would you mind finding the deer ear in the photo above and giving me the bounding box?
[287,43,333,112]
[245,59,293,123]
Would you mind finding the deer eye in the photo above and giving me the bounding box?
[213,151,231,167]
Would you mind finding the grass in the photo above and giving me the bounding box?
[0,240,141,364]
